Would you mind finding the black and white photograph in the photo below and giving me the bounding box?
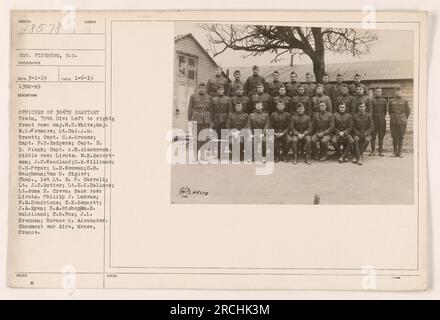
[171,22,416,205]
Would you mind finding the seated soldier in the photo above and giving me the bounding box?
[250,83,272,114]
[248,101,270,162]
[312,84,333,115]
[230,84,250,114]
[270,101,292,163]
[352,102,374,165]
[226,102,249,162]
[332,102,354,163]
[291,85,312,116]
[290,103,312,165]
[311,101,335,161]
[272,85,291,115]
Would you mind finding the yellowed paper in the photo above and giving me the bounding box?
[8,10,428,290]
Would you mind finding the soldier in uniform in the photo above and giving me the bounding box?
[229,70,246,97]
[291,85,312,116]
[209,84,232,158]
[352,102,374,165]
[290,103,312,165]
[389,87,411,158]
[333,73,345,104]
[335,84,354,114]
[248,101,270,161]
[311,101,335,161]
[226,102,249,161]
[187,83,211,156]
[207,65,229,97]
[245,65,267,97]
[230,84,250,114]
[322,73,336,106]
[270,101,292,162]
[272,86,291,115]
[268,70,284,97]
[370,87,388,156]
[332,102,354,163]
[250,83,272,114]
[303,72,317,98]
[348,73,368,96]
[312,84,333,115]
[351,86,372,114]
[286,71,300,98]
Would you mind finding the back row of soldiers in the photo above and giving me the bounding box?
[188,65,411,164]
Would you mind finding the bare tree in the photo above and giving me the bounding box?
[201,24,378,82]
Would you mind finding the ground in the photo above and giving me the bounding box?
[171,135,415,205]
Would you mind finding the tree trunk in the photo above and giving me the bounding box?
[311,28,325,83]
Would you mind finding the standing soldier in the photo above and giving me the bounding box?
[286,71,300,98]
[248,101,270,161]
[370,87,388,156]
[333,73,345,104]
[290,103,313,165]
[348,73,368,96]
[322,73,336,106]
[270,101,292,162]
[335,84,354,114]
[207,65,229,97]
[210,85,232,158]
[226,102,249,161]
[351,86,372,114]
[245,65,267,97]
[272,86,291,115]
[250,83,272,114]
[268,70,284,97]
[311,101,335,161]
[230,85,250,114]
[229,70,246,97]
[352,102,374,165]
[332,102,354,163]
[303,72,317,98]
[291,85,312,116]
[389,87,411,158]
[187,83,211,156]
[312,84,333,115]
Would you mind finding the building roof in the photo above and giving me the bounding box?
[229,60,413,82]
[175,33,230,81]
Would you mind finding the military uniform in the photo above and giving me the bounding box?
[371,96,388,155]
[352,112,374,162]
[334,83,345,102]
[312,94,333,114]
[290,113,312,163]
[335,94,354,114]
[311,111,335,160]
[322,83,336,106]
[207,75,229,97]
[268,80,284,97]
[348,82,369,96]
[230,95,250,114]
[270,110,292,161]
[209,95,232,144]
[272,95,292,114]
[229,80,246,97]
[245,75,267,97]
[248,110,270,159]
[286,81,300,98]
[389,96,410,156]
[332,112,354,160]
[249,92,272,114]
[351,94,372,114]
[303,82,317,98]
[226,111,249,161]
[187,92,212,155]
[291,94,312,116]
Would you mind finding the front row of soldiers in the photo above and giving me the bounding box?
[187,81,410,164]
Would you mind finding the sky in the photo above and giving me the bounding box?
[175,23,415,69]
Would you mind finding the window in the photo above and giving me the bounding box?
[177,54,197,81]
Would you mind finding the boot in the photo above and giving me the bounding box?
[292,154,298,165]
[397,140,403,158]
[305,153,311,165]
[369,139,376,156]
[391,140,397,157]
[378,139,384,156]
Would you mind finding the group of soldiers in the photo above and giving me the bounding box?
[187,65,411,165]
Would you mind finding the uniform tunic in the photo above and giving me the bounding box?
[230,95,250,114]
[286,81,300,97]
[312,94,333,114]
[303,82,317,98]
[210,95,231,127]
[352,112,374,137]
[312,111,335,136]
[207,75,229,97]
[229,79,246,97]
[371,97,388,139]
[351,95,373,114]
[226,111,249,130]
[267,80,284,97]
[388,96,410,139]
[187,93,211,124]
[348,82,369,96]
[291,94,312,116]
[249,92,272,114]
[245,75,267,97]
[272,95,292,114]
[335,94,354,114]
